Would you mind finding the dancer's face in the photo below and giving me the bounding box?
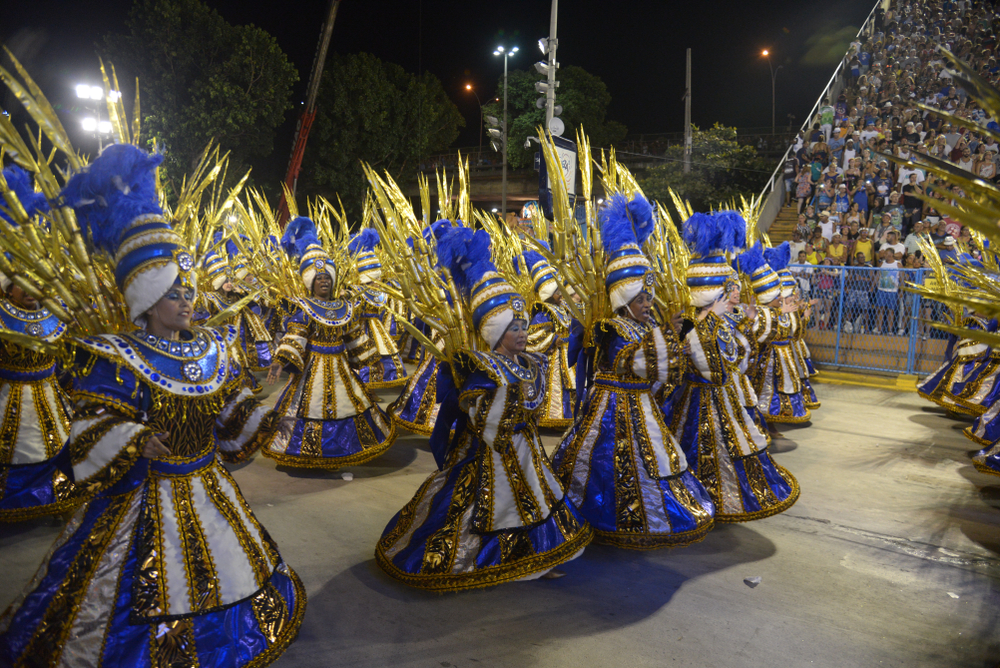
[6,285,37,310]
[496,319,528,356]
[312,272,332,299]
[148,286,195,333]
[627,292,652,323]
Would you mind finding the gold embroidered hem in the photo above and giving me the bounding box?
[364,376,409,390]
[374,523,593,592]
[963,427,993,447]
[765,410,813,424]
[261,419,396,470]
[714,466,801,523]
[972,460,1000,478]
[592,520,714,550]
[389,413,436,436]
[0,495,81,523]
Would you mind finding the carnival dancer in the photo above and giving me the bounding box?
[552,194,716,549]
[792,299,821,411]
[918,304,999,416]
[667,213,799,522]
[0,166,75,522]
[346,229,408,390]
[387,222,454,435]
[518,247,577,429]
[729,243,784,442]
[375,226,592,589]
[0,144,305,668]
[753,244,813,425]
[264,217,396,469]
[197,238,274,392]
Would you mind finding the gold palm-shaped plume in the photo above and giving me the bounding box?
[362,163,473,362]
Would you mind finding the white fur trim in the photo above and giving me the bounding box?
[482,308,515,350]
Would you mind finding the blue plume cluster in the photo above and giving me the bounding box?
[0,166,49,225]
[732,242,768,275]
[281,216,322,259]
[762,242,791,272]
[61,144,164,255]
[515,249,547,276]
[407,219,454,249]
[348,228,380,254]
[436,226,493,296]
[683,210,747,257]
[600,193,655,253]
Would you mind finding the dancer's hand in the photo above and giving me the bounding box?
[266,361,283,385]
[143,432,171,459]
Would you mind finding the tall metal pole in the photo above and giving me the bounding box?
[545,0,558,128]
[683,48,691,174]
[768,58,776,135]
[502,53,509,219]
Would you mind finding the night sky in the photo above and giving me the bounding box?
[2,0,875,158]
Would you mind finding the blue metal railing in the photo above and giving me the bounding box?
[788,264,945,376]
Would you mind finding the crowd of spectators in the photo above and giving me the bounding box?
[783,0,1000,337]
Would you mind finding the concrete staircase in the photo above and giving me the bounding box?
[767,204,799,245]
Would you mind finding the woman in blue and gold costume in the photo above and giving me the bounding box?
[753,244,813,426]
[552,194,716,549]
[375,226,592,590]
[346,229,408,390]
[0,145,305,668]
[387,222,454,435]
[667,212,799,522]
[518,248,576,429]
[0,165,75,522]
[263,217,396,469]
[197,238,274,393]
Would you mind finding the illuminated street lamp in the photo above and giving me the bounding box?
[75,83,121,150]
[492,44,518,219]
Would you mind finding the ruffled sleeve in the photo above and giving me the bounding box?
[67,349,153,497]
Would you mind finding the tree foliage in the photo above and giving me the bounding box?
[299,52,465,217]
[637,124,771,212]
[482,65,627,169]
[103,0,298,190]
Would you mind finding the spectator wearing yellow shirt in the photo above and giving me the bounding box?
[805,243,825,265]
[854,228,875,264]
[827,233,848,264]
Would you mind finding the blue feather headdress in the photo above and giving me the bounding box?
[0,165,49,225]
[515,248,558,302]
[438,226,525,349]
[281,216,334,292]
[682,211,746,308]
[60,144,194,323]
[600,193,655,311]
[349,228,382,283]
[763,242,791,272]
[732,243,782,304]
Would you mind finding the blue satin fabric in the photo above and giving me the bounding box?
[767,388,808,419]
[283,406,391,458]
[381,433,588,576]
[0,495,114,663]
[355,356,406,385]
[0,363,56,382]
[802,379,819,404]
[429,363,462,470]
[976,446,1000,474]
[918,356,956,396]
[0,442,72,512]
[392,355,437,424]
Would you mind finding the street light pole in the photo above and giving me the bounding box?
[502,52,508,219]
[493,45,517,220]
[465,84,483,162]
[762,50,782,136]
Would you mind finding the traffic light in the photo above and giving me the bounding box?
[486,115,504,152]
[536,38,563,136]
